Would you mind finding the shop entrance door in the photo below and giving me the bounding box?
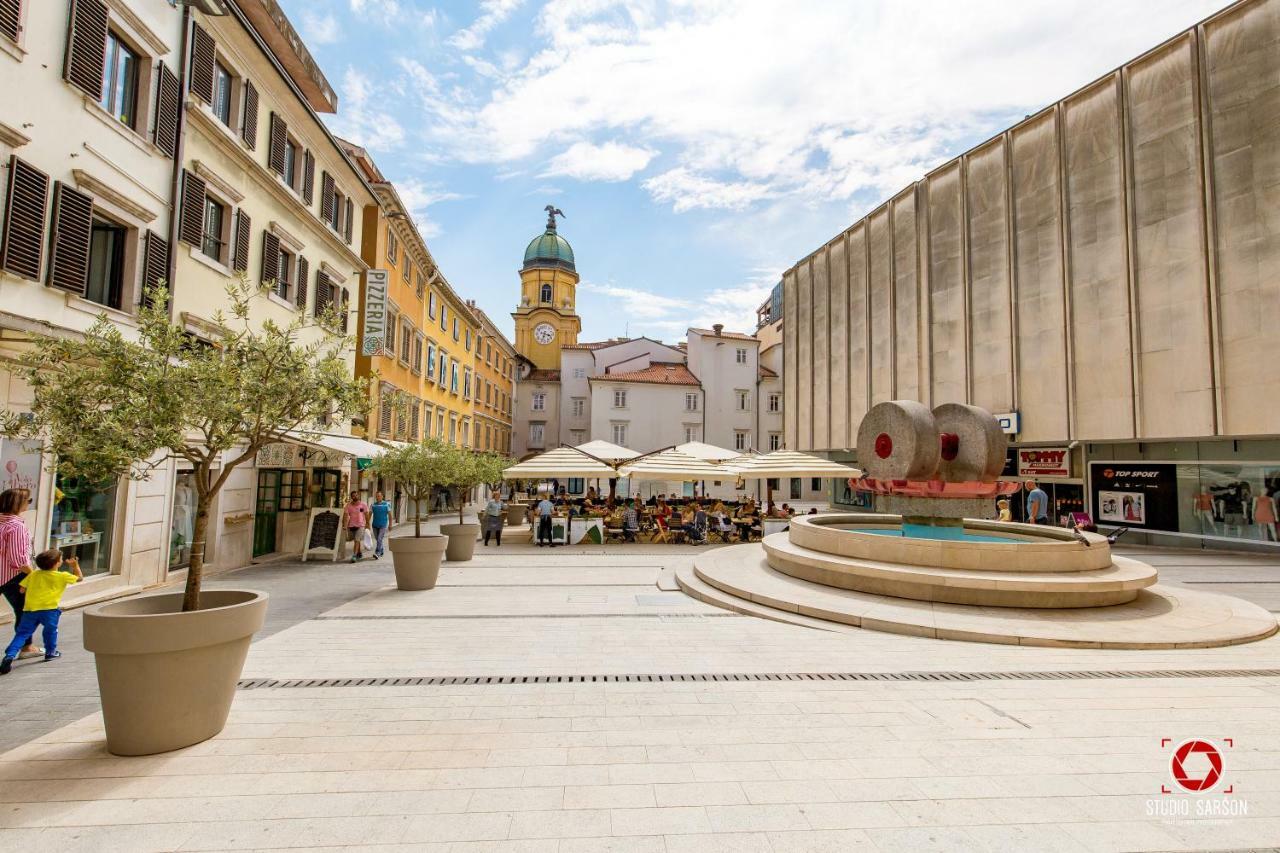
[253,469,281,557]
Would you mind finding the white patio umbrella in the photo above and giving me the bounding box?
[726,449,861,508]
[502,446,617,480]
[674,441,739,462]
[618,448,732,482]
[574,440,639,463]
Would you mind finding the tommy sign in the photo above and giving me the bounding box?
[1017,447,1069,478]
[361,269,389,357]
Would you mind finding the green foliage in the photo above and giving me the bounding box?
[0,277,368,610]
[368,437,454,537]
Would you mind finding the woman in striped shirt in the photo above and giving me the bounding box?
[0,489,40,659]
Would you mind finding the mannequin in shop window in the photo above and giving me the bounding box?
[1191,489,1216,536]
[1254,491,1277,542]
[172,473,196,566]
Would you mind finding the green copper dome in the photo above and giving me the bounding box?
[522,206,575,272]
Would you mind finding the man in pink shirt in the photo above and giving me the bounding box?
[343,491,371,562]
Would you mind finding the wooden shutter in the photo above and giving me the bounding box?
[64,0,108,98]
[268,112,286,175]
[1,156,49,281]
[295,256,308,308]
[46,183,93,296]
[319,172,335,223]
[260,230,279,287]
[178,170,206,246]
[232,210,250,272]
[141,230,169,308]
[343,198,353,244]
[314,270,331,317]
[301,151,315,204]
[189,21,216,104]
[153,63,181,159]
[0,0,22,43]
[241,80,259,150]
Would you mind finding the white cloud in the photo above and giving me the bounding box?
[449,0,525,50]
[643,168,772,213]
[349,0,401,22]
[543,141,656,182]
[580,271,775,340]
[301,12,340,45]
[392,179,464,239]
[330,68,406,152]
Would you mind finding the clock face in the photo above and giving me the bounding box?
[534,323,556,345]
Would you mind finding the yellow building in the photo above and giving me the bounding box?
[467,301,516,454]
[341,141,480,453]
[512,206,580,369]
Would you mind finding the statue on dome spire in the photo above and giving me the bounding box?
[544,204,565,232]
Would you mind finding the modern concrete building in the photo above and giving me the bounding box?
[784,0,1280,549]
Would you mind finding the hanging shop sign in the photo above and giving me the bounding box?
[1017,447,1071,479]
[1090,463,1178,531]
[994,412,1020,435]
[361,269,389,357]
[256,442,302,468]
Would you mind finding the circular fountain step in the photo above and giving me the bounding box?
[689,545,1277,649]
[763,533,1156,608]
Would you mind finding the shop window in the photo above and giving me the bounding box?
[100,31,140,129]
[49,471,117,577]
[308,469,341,509]
[85,217,127,310]
[280,469,306,511]
[567,478,584,495]
[170,470,199,570]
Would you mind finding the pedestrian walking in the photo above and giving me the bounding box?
[0,549,82,674]
[0,489,41,660]
[483,490,506,546]
[370,491,392,558]
[1025,480,1049,525]
[344,491,371,562]
[536,494,556,547]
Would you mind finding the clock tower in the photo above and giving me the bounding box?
[513,206,581,370]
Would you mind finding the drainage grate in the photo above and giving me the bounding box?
[315,613,742,620]
[237,668,1280,690]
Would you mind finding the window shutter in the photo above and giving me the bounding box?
[301,151,315,204]
[46,183,93,296]
[153,63,181,159]
[268,112,287,175]
[189,21,216,104]
[0,155,49,281]
[0,0,22,43]
[260,230,279,288]
[241,80,259,150]
[295,255,308,308]
[141,230,169,308]
[314,270,332,317]
[64,0,107,98]
[343,198,353,244]
[378,394,393,437]
[178,170,206,246]
[232,210,250,272]
[319,172,335,223]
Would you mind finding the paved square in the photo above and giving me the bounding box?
[1,530,1278,851]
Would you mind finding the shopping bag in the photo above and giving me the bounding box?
[361,528,374,551]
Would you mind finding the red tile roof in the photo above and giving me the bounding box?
[526,369,561,382]
[593,362,700,387]
[758,364,778,378]
[561,340,615,351]
[688,327,759,342]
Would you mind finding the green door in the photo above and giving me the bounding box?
[253,469,281,557]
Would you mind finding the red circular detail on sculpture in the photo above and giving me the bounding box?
[939,432,959,461]
[874,433,893,459]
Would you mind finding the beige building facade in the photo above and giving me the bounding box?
[784,0,1280,549]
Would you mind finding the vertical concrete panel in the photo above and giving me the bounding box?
[1128,37,1216,437]
[892,192,920,400]
[828,235,850,447]
[783,268,799,448]
[1204,0,1280,435]
[1012,113,1070,441]
[847,224,870,441]
[928,164,967,404]
[1064,78,1137,439]
[811,248,831,450]
[868,208,893,403]
[967,140,1015,413]
[796,260,814,451]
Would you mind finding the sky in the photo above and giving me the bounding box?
[280,0,1231,345]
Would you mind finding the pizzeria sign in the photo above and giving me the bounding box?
[1016,447,1070,478]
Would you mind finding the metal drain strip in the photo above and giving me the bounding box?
[315,613,740,620]
[237,668,1280,690]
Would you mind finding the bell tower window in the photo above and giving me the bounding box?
[540,283,552,304]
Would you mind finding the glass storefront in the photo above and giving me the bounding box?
[48,471,118,577]
[169,470,197,570]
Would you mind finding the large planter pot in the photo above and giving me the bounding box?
[82,589,268,756]
[440,522,480,561]
[505,503,528,526]
[389,534,447,590]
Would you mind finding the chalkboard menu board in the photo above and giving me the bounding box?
[302,508,343,562]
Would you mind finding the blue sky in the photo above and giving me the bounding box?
[280,0,1230,344]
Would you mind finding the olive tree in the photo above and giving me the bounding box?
[367,437,456,537]
[442,448,513,524]
[0,279,367,612]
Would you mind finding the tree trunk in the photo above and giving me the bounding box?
[183,497,211,612]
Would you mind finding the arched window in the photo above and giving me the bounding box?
[540,283,552,303]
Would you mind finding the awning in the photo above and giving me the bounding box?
[619,448,731,482]
[574,440,639,463]
[503,447,617,479]
[284,430,387,460]
[674,441,739,462]
[726,449,861,479]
